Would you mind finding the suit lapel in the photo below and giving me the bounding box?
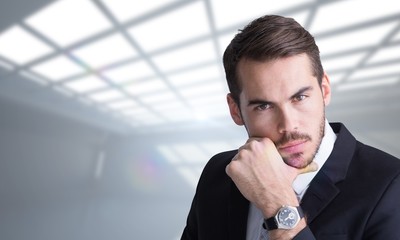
[301,123,356,223]
[228,180,249,240]
[300,171,339,223]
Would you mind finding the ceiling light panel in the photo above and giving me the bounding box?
[325,72,346,85]
[151,100,187,114]
[337,77,399,91]
[106,99,138,110]
[348,62,400,81]
[161,107,194,123]
[315,22,397,56]
[134,112,165,126]
[25,0,112,47]
[101,0,176,23]
[152,40,216,72]
[167,65,222,87]
[30,55,85,81]
[367,45,400,64]
[119,106,150,116]
[172,144,211,164]
[63,75,108,93]
[137,91,178,104]
[178,82,225,99]
[211,0,311,30]
[87,89,126,102]
[124,78,169,95]
[0,25,53,65]
[310,0,400,34]
[177,167,199,188]
[321,52,366,72]
[71,33,138,69]
[151,99,193,122]
[101,60,155,84]
[129,2,210,52]
[187,94,226,107]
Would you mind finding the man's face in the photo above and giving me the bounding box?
[227,54,331,169]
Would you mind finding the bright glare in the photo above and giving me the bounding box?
[152,40,216,72]
[25,0,112,47]
[101,0,176,23]
[63,75,108,93]
[0,25,53,64]
[71,33,138,69]
[128,1,210,52]
[101,60,155,84]
[30,55,84,81]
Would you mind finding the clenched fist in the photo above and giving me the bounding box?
[225,137,318,218]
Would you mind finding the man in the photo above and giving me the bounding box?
[181,15,400,240]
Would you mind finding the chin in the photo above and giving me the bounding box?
[283,154,313,169]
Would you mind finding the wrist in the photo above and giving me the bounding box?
[264,206,304,230]
[268,218,307,240]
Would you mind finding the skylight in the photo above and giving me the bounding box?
[71,33,138,69]
[87,89,126,102]
[211,0,311,30]
[310,0,400,34]
[30,55,85,81]
[128,1,210,52]
[101,60,155,84]
[167,65,222,87]
[63,75,108,93]
[0,25,53,65]
[0,0,398,146]
[106,99,138,110]
[337,77,399,91]
[315,22,398,56]
[25,0,112,47]
[152,40,216,72]
[101,0,176,23]
[124,78,169,95]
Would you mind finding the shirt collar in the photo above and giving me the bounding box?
[292,119,337,197]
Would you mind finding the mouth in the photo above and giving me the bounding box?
[278,140,308,154]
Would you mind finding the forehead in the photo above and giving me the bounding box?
[237,54,317,97]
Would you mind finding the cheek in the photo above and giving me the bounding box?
[242,112,276,138]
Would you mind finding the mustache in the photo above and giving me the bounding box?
[275,131,312,147]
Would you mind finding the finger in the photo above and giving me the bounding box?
[298,161,319,175]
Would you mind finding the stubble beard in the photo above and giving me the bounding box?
[239,106,326,169]
[278,113,326,169]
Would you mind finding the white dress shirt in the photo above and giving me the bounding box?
[246,119,337,240]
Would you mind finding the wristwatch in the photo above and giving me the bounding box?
[263,206,304,230]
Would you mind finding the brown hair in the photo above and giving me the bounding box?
[223,15,324,104]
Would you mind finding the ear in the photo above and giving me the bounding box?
[227,93,244,126]
[321,72,332,106]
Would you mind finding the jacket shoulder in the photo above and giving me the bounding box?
[197,150,237,186]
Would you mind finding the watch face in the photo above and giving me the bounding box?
[277,207,299,229]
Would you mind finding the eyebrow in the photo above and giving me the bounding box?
[247,86,314,107]
[290,86,313,99]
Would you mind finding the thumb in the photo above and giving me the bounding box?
[298,161,319,175]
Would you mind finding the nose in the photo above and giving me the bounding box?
[277,106,298,134]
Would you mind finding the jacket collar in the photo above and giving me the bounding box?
[301,123,355,222]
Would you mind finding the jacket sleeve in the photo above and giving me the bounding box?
[363,172,400,239]
[293,227,316,240]
[181,193,198,240]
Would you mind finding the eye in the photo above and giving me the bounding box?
[255,103,272,111]
[293,95,307,102]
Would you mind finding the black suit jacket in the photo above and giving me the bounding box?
[181,123,400,240]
